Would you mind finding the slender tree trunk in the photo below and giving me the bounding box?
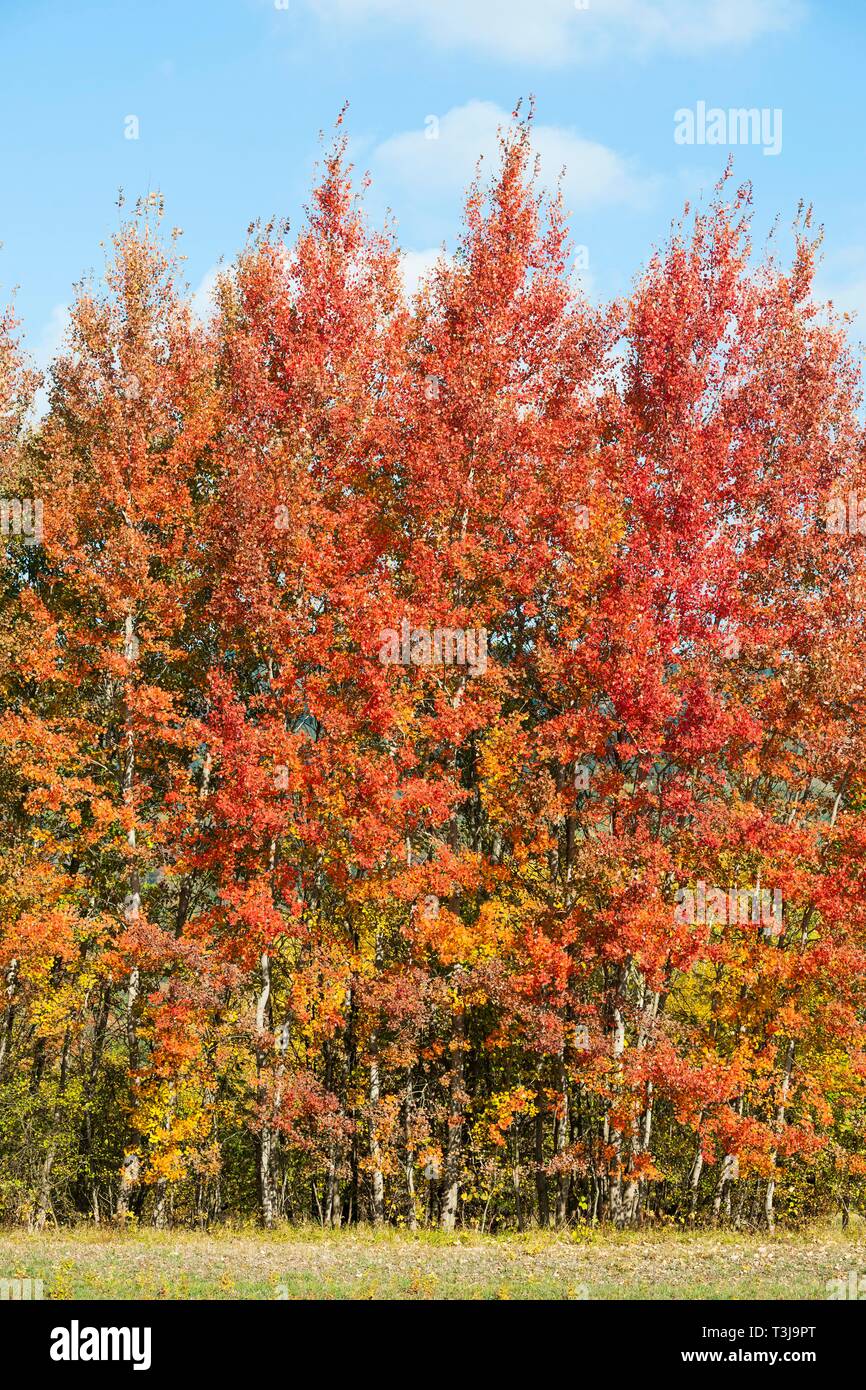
[325,1145,342,1228]
[535,1073,550,1228]
[31,1029,71,1231]
[255,950,277,1229]
[369,1041,385,1226]
[152,1180,170,1229]
[712,1152,738,1226]
[122,612,141,1075]
[116,1152,140,1222]
[74,982,110,1218]
[0,957,18,1081]
[749,1179,762,1228]
[733,1176,748,1229]
[553,1058,570,1227]
[368,933,385,1226]
[688,1146,704,1220]
[405,1079,418,1231]
[513,1145,525,1232]
[31,1146,58,1232]
[607,966,628,1224]
[766,1038,795,1232]
[764,902,813,1233]
[440,1004,465,1231]
[621,989,661,1225]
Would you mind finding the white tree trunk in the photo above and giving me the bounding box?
[440,1006,465,1231]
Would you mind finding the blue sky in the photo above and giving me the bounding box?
[2,0,865,370]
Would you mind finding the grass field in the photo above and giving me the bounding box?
[0,1224,863,1300]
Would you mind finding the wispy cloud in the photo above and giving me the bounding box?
[304,0,803,66]
[372,101,657,222]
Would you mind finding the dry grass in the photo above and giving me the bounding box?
[0,1221,864,1299]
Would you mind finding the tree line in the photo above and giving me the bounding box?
[1,112,865,1232]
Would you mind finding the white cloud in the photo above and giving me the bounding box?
[373,101,656,215]
[36,302,70,366]
[190,265,222,323]
[305,0,803,65]
[570,261,597,302]
[399,248,450,298]
[30,302,70,418]
[599,0,803,53]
